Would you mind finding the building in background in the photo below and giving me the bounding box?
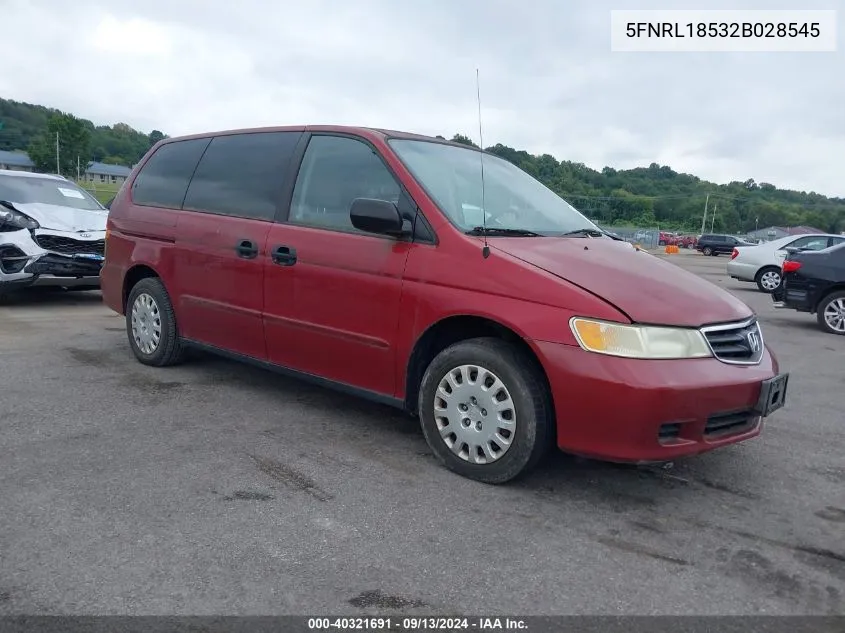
[0,149,34,171]
[84,161,132,185]
[746,225,827,241]
[0,150,131,183]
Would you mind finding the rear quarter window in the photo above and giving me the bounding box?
[132,138,211,209]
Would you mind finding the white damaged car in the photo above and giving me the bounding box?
[0,169,108,294]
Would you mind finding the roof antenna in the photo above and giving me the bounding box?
[476,68,490,259]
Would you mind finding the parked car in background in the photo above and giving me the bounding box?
[0,169,108,294]
[728,233,844,293]
[658,231,676,246]
[696,233,755,256]
[773,241,845,335]
[100,124,788,484]
[675,234,698,249]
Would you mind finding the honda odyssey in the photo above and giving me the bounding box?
[100,126,789,483]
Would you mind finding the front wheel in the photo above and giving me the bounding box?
[755,267,782,293]
[817,291,845,335]
[418,337,553,484]
[702,247,713,256]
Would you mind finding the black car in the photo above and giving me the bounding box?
[772,242,845,335]
[696,233,755,256]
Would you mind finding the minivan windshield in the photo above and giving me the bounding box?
[0,174,104,211]
[389,139,600,237]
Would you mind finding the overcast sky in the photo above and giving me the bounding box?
[2,0,842,196]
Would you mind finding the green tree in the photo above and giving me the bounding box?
[27,112,91,176]
[451,133,478,147]
[148,130,166,148]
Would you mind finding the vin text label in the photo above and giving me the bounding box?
[610,10,837,52]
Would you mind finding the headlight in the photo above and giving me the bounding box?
[0,207,39,231]
[569,317,712,360]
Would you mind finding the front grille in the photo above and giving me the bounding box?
[34,235,105,256]
[705,410,757,438]
[701,319,764,365]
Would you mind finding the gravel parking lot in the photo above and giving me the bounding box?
[1,253,843,617]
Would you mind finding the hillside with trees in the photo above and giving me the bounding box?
[446,134,845,234]
[1,98,842,233]
[0,98,166,169]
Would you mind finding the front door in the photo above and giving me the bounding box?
[263,134,412,396]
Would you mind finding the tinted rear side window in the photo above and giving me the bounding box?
[182,131,302,221]
[132,138,211,209]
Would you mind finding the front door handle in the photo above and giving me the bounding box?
[235,239,259,259]
[271,245,297,266]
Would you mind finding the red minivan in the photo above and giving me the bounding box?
[101,126,789,483]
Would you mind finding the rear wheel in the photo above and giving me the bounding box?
[418,337,553,484]
[702,247,713,256]
[817,291,845,335]
[125,277,186,366]
[755,267,782,293]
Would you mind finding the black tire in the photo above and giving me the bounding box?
[417,337,554,484]
[755,266,782,293]
[125,277,186,366]
[702,247,712,256]
[816,291,845,336]
[658,240,666,246]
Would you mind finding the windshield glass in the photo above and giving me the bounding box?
[0,174,104,211]
[388,139,599,236]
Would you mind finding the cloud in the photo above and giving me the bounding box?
[1,0,842,195]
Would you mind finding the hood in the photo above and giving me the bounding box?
[493,237,753,327]
[12,202,108,233]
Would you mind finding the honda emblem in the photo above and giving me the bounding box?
[747,330,760,354]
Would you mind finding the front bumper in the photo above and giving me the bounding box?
[534,340,781,463]
[726,260,757,282]
[1,228,105,287]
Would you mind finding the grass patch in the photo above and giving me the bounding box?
[78,182,121,205]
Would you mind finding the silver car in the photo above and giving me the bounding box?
[726,232,845,293]
[0,169,108,294]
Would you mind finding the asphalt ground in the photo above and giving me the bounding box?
[0,252,843,617]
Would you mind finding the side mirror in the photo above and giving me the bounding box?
[350,198,405,236]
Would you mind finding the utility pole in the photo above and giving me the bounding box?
[711,203,717,232]
[55,131,60,175]
[77,155,80,182]
[700,193,709,234]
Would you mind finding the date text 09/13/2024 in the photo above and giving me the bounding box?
[625,22,821,39]
[307,617,527,630]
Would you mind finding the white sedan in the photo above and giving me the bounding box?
[726,233,845,292]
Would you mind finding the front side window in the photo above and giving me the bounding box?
[388,139,598,236]
[289,135,401,233]
[0,174,103,210]
[132,138,211,209]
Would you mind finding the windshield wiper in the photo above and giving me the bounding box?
[466,226,542,237]
[561,228,606,238]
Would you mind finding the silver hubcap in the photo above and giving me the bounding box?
[433,364,516,465]
[760,271,781,290]
[823,299,845,332]
[131,293,162,354]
